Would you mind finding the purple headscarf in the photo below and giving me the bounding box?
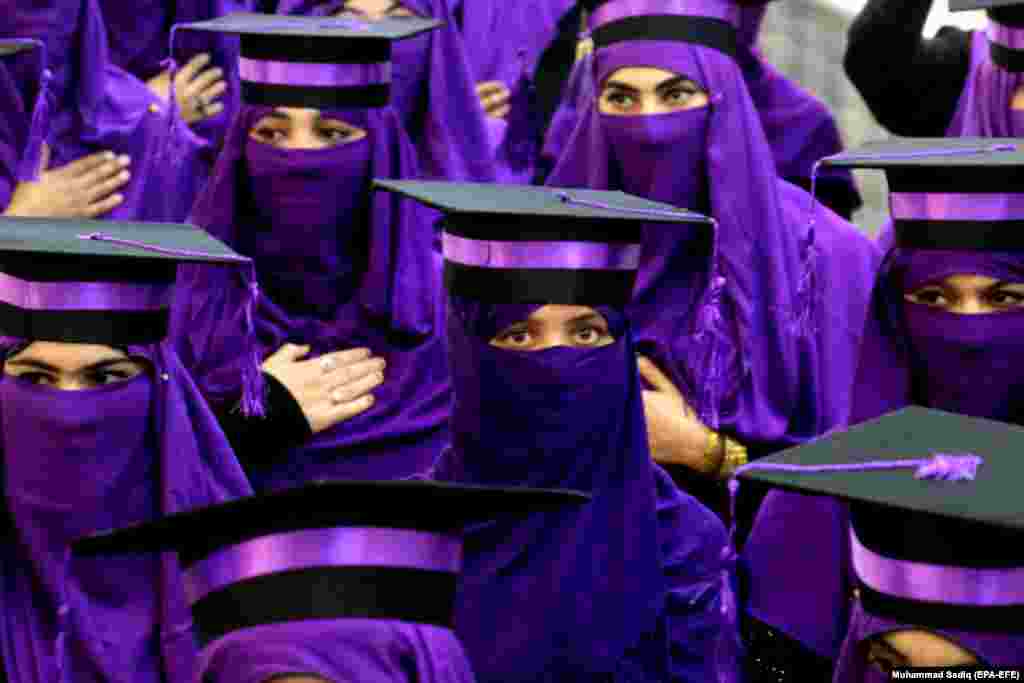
[0,342,252,683]
[174,103,450,487]
[547,16,878,452]
[430,302,734,682]
[276,0,497,182]
[0,0,214,221]
[196,620,476,683]
[833,600,1024,679]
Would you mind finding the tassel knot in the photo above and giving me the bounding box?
[914,452,983,481]
[18,63,53,182]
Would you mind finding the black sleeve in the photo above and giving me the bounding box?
[844,0,972,136]
[214,371,313,475]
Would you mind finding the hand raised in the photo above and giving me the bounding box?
[3,145,130,218]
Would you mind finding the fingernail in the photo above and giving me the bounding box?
[119,171,130,180]
[375,359,387,370]
[103,151,115,160]
[112,194,124,201]
[117,155,131,165]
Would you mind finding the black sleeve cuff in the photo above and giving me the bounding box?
[214,371,313,473]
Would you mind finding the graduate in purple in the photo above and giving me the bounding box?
[538,0,861,219]
[0,0,214,222]
[735,407,1024,675]
[173,14,451,488]
[275,0,497,181]
[742,138,1024,680]
[0,217,254,682]
[378,180,738,682]
[545,0,878,508]
[73,481,589,683]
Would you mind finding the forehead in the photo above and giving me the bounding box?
[9,342,128,367]
[526,305,602,323]
[602,66,682,89]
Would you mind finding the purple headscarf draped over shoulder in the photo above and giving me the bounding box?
[174,102,451,487]
[196,620,476,683]
[547,5,878,453]
[276,0,497,181]
[0,341,252,683]
[430,301,734,682]
[0,0,213,221]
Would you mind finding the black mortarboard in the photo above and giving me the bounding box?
[373,180,712,307]
[74,480,589,646]
[819,138,1024,250]
[737,406,1024,632]
[176,12,440,108]
[0,218,251,345]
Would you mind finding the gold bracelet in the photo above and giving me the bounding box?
[712,432,753,481]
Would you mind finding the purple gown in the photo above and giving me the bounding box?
[431,302,735,682]
[173,104,450,487]
[0,343,252,683]
[275,0,497,182]
[0,0,214,221]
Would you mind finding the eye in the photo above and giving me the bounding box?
[602,90,636,110]
[571,325,611,347]
[989,288,1024,307]
[490,328,534,349]
[14,371,55,386]
[88,369,134,386]
[904,287,949,307]
[251,125,286,145]
[663,85,699,104]
[319,126,354,144]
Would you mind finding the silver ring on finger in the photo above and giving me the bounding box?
[320,357,336,374]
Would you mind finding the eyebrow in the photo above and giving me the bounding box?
[603,80,640,95]
[7,357,133,373]
[654,76,693,93]
[566,313,607,327]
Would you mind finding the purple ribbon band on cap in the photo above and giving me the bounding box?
[890,193,1024,221]
[988,20,1024,52]
[590,0,740,30]
[442,234,642,271]
[851,529,1024,607]
[239,59,391,88]
[0,272,170,311]
[182,527,463,604]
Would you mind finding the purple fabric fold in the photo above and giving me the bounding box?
[0,0,215,221]
[946,29,1024,137]
[0,341,252,683]
[987,19,1024,51]
[277,0,498,181]
[196,620,477,683]
[431,301,733,682]
[173,103,450,485]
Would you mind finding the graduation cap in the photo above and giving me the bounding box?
[175,12,440,108]
[736,406,1024,633]
[0,218,251,346]
[74,479,590,646]
[373,180,712,307]
[819,138,1024,251]
[581,0,740,57]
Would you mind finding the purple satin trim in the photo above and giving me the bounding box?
[590,0,740,30]
[851,530,1024,607]
[442,234,642,270]
[182,527,463,604]
[988,20,1024,52]
[890,193,1024,221]
[238,59,391,88]
[0,272,170,311]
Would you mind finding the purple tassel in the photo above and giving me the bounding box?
[17,45,52,182]
[159,55,182,164]
[790,162,823,338]
[238,265,266,418]
[913,452,983,481]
